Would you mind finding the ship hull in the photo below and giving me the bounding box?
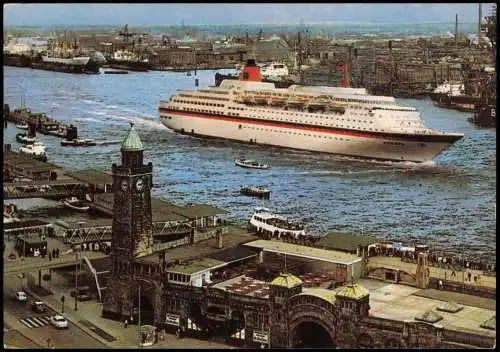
[3,53,32,68]
[159,110,462,163]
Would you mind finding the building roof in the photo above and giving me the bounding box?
[167,257,226,275]
[3,219,51,231]
[207,246,259,263]
[436,301,463,313]
[336,283,370,300]
[172,204,229,219]
[244,239,362,265]
[270,273,302,288]
[121,123,144,151]
[415,310,444,323]
[317,232,380,252]
[299,288,337,305]
[65,169,113,185]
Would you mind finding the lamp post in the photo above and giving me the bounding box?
[74,252,80,311]
[138,285,141,348]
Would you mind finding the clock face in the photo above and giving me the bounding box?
[135,178,144,191]
[121,179,128,191]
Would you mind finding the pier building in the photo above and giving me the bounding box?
[100,123,495,349]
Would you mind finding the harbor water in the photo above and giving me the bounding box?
[3,66,496,262]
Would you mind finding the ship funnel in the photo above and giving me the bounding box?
[239,59,262,82]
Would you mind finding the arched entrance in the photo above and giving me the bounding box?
[205,305,226,336]
[292,321,335,348]
[133,295,155,325]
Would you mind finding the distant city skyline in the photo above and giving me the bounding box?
[3,3,496,27]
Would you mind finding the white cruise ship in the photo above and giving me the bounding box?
[159,60,464,162]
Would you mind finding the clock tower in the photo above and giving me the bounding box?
[111,122,154,260]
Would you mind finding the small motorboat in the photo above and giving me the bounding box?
[61,138,97,147]
[235,159,269,170]
[240,185,271,199]
[63,197,90,212]
[16,123,29,130]
[16,133,36,144]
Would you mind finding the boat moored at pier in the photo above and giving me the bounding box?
[63,197,90,212]
[61,138,97,147]
[159,60,464,163]
[249,207,315,243]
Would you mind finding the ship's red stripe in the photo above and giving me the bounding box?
[159,108,461,143]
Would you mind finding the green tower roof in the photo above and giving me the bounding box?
[336,283,369,300]
[270,273,302,288]
[121,122,144,151]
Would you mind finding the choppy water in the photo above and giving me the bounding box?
[3,66,496,262]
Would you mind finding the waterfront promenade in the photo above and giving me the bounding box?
[367,256,496,289]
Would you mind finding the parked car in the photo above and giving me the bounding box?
[15,291,27,302]
[30,301,48,313]
[49,315,69,329]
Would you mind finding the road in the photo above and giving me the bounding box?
[3,276,106,349]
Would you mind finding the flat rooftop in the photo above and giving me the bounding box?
[3,219,52,231]
[212,274,270,299]
[140,228,259,264]
[167,257,226,275]
[317,232,380,252]
[359,278,496,338]
[65,169,113,185]
[244,239,362,265]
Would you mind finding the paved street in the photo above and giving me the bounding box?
[6,269,234,349]
[367,256,496,288]
[3,277,107,349]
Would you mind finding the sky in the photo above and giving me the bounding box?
[3,3,496,26]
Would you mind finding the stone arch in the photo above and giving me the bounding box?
[385,338,401,349]
[357,333,374,348]
[290,317,335,348]
[288,294,337,348]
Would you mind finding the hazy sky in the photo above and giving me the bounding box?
[3,3,496,26]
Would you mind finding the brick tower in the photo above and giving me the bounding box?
[102,122,154,320]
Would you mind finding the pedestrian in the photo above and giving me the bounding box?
[473,275,477,282]
[468,272,472,282]
[52,248,56,258]
[56,248,59,258]
[49,252,52,261]
[438,279,443,290]
[30,247,34,257]
[130,315,134,325]
[444,271,447,280]
[124,319,128,328]
[451,270,456,277]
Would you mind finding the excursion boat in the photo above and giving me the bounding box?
[159,59,464,163]
[16,123,29,130]
[63,197,90,212]
[61,138,97,147]
[235,159,269,169]
[248,207,310,242]
[240,185,271,199]
[19,141,48,162]
[16,133,36,144]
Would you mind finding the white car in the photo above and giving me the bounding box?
[15,291,27,302]
[50,315,69,329]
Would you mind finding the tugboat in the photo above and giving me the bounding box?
[248,207,317,244]
[19,141,47,162]
[235,159,269,170]
[63,197,90,212]
[16,123,37,144]
[240,185,271,199]
[61,138,97,147]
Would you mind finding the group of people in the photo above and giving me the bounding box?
[47,247,60,260]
